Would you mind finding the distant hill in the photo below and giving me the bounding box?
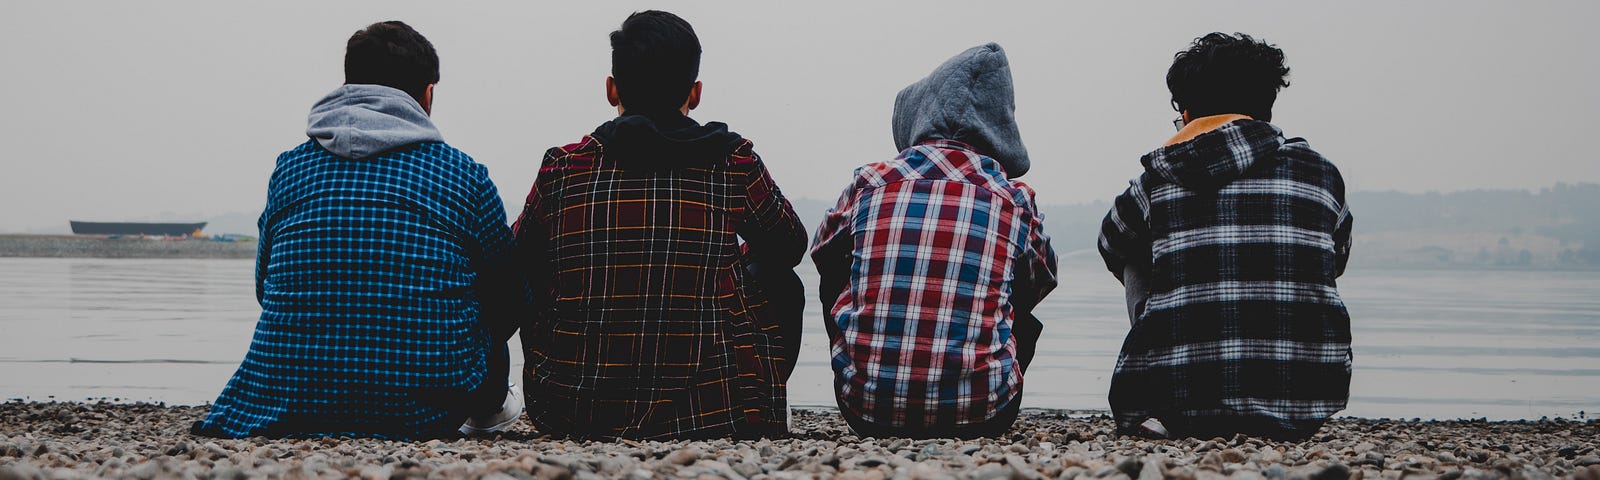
[788,182,1600,270]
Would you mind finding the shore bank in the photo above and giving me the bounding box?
[1,402,1595,479]
[0,235,254,259]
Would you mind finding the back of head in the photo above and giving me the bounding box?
[892,43,1030,177]
[1167,33,1289,122]
[610,11,702,114]
[344,21,440,106]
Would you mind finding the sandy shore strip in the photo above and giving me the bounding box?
[1,402,1596,479]
[0,235,254,259]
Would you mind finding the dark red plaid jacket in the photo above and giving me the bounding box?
[513,114,806,440]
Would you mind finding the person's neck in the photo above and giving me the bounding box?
[1164,114,1253,147]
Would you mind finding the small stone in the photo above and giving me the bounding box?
[1575,465,1600,480]
[1059,466,1089,480]
[666,447,703,466]
[1577,456,1600,467]
[626,469,653,480]
[0,465,43,480]
[1010,463,1046,480]
[1115,457,1143,478]
[911,461,957,480]
[961,444,983,456]
[1308,462,1350,480]
[1137,458,1164,480]
[970,463,1010,480]
[209,467,248,480]
[1263,464,1289,480]
[1220,449,1247,464]
[733,461,762,478]
[1356,452,1384,468]
[1437,452,1459,464]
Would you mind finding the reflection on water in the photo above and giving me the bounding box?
[1,257,1596,420]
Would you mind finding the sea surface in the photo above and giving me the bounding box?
[1,256,1597,421]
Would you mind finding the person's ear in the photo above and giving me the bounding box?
[606,76,622,109]
[1181,110,1191,124]
[682,81,702,113]
[422,84,435,116]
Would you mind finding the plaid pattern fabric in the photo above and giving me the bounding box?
[811,140,1058,428]
[195,140,522,439]
[515,131,806,441]
[1098,120,1354,434]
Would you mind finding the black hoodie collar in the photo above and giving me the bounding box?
[592,112,745,169]
[1140,119,1285,191]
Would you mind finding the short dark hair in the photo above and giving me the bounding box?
[1167,33,1290,122]
[344,21,440,105]
[610,11,701,113]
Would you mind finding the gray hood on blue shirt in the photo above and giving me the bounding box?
[892,43,1030,177]
[306,84,443,160]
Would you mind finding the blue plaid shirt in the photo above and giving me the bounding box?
[195,140,523,439]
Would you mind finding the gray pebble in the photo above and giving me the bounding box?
[666,447,703,466]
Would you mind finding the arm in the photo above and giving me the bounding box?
[1098,178,1153,324]
[254,214,270,305]
[1331,170,1354,278]
[1009,183,1059,314]
[734,153,808,269]
[1333,208,1354,279]
[255,162,280,305]
[810,181,859,326]
[468,165,530,344]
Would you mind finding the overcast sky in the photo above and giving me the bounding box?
[1,1,1596,232]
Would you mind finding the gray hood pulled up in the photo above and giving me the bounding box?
[306,84,443,160]
[892,43,1030,177]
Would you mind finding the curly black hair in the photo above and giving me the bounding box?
[610,11,702,114]
[343,21,440,106]
[1167,32,1290,122]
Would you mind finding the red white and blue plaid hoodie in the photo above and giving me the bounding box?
[811,44,1058,430]
[812,139,1057,428]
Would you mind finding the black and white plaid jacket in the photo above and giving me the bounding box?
[1098,119,1354,435]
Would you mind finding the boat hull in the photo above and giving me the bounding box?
[69,221,206,236]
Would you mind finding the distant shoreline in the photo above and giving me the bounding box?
[0,234,254,259]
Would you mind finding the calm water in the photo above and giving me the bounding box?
[1,256,1597,420]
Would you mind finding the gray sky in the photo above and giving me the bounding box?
[1,1,1596,232]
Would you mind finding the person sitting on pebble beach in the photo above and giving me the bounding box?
[1097,32,1354,441]
[513,10,808,441]
[811,43,1059,439]
[191,21,528,439]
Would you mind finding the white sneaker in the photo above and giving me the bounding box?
[459,383,523,435]
[1137,417,1170,438]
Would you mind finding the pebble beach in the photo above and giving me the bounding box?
[1,402,1596,479]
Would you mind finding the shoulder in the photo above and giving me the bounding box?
[276,140,325,165]
[724,138,759,167]
[403,142,490,184]
[542,135,604,170]
[1275,137,1345,191]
